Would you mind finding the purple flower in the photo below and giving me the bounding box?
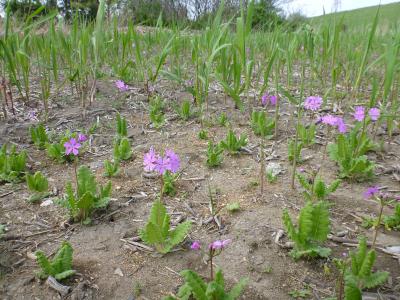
[143,147,159,172]
[115,80,129,92]
[64,138,81,156]
[321,115,338,126]
[27,110,38,121]
[368,108,380,121]
[191,241,201,250]
[261,93,277,106]
[335,117,347,133]
[155,156,168,175]
[304,96,322,111]
[363,186,379,199]
[353,106,365,122]
[164,149,180,173]
[77,133,87,143]
[209,239,231,250]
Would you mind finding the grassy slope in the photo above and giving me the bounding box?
[309,2,400,29]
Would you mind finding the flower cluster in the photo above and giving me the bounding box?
[190,239,231,251]
[363,186,400,201]
[64,134,87,156]
[353,106,380,122]
[64,138,81,156]
[143,147,180,175]
[319,115,347,133]
[261,93,277,106]
[304,96,322,111]
[115,80,129,92]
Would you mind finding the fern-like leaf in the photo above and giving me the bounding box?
[167,221,192,250]
[35,251,53,279]
[363,271,389,289]
[180,270,207,300]
[309,201,330,242]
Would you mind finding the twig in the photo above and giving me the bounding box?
[46,276,70,296]
[120,238,154,252]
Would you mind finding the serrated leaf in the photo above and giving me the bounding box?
[180,270,207,300]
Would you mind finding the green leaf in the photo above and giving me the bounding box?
[180,270,207,300]
[54,269,76,281]
[227,277,248,299]
[309,201,330,242]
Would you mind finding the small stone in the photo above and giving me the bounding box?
[114,267,123,277]
[265,162,283,177]
[40,199,53,207]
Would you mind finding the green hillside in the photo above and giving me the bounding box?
[310,2,400,29]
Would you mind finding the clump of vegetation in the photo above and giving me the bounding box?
[283,201,331,260]
[59,166,112,224]
[328,128,376,180]
[30,123,48,149]
[164,269,248,300]
[35,241,76,281]
[0,144,27,183]
[333,237,388,299]
[176,100,194,121]
[140,200,191,254]
[26,171,50,203]
[149,96,165,128]
[206,141,224,167]
[220,130,247,155]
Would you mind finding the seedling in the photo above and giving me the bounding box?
[113,137,132,161]
[59,166,112,224]
[103,159,120,177]
[176,100,193,121]
[140,200,191,254]
[206,141,224,167]
[30,123,48,149]
[220,130,247,155]
[0,144,27,183]
[198,129,208,140]
[283,201,331,260]
[26,171,50,203]
[35,241,75,281]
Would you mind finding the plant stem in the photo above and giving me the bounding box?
[372,198,384,248]
[260,138,265,194]
[74,157,79,192]
[160,175,164,203]
[209,249,214,281]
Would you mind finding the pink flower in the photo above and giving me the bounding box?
[64,138,81,156]
[191,241,201,250]
[115,80,129,92]
[304,96,322,111]
[261,93,277,106]
[77,133,87,143]
[164,149,180,173]
[363,186,379,199]
[368,108,380,121]
[321,115,337,126]
[143,147,159,172]
[155,156,168,175]
[335,117,347,133]
[353,106,365,122]
[209,239,231,250]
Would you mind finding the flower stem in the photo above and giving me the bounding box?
[260,139,265,194]
[209,249,214,281]
[160,175,164,203]
[372,198,384,248]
